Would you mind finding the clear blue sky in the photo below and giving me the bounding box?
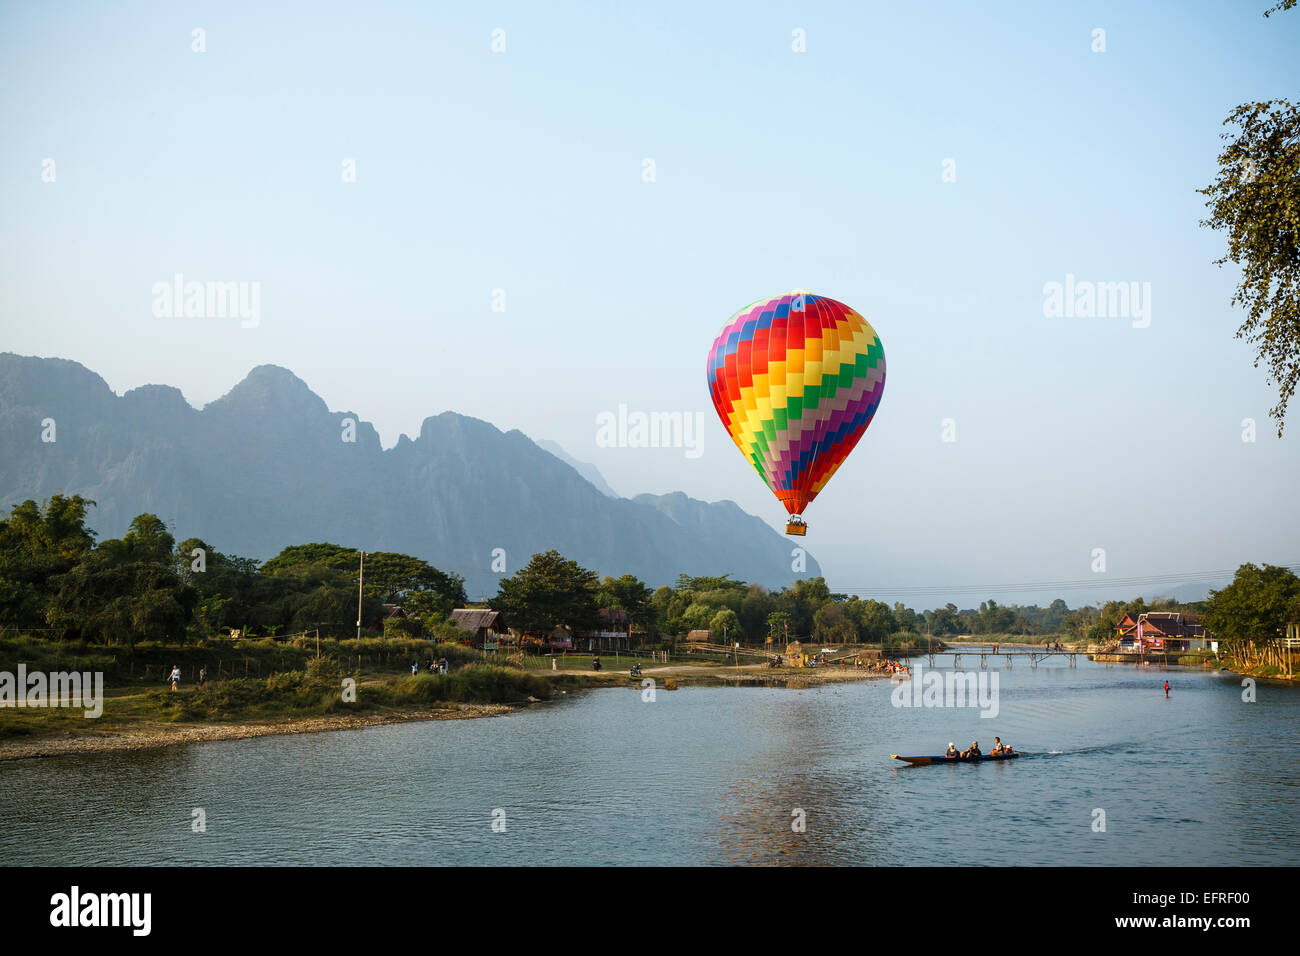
[2,0,1298,604]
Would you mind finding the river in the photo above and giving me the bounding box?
[2,654,1296,865]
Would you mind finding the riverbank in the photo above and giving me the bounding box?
[1089,651,1219,665]
[0,660,567,762]
[0,701,514,762]
[0,660,891,762]
[1222,660,1299,683]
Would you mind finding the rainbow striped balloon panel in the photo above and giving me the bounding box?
[706,293,886,517]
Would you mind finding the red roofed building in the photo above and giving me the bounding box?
[1113,613,1139,643]
[1135,612,1209,653]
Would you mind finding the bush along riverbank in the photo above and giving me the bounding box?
[0,633,483,688]
[140,658,560,721]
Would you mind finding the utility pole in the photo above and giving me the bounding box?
[356,550,365,639]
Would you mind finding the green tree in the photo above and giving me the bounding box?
[1203,563,1300,648]
[1042,598,1070,632]
[357,551,466,610]
[680,603,716,631]
[709,608,741,641]
[927,603,960,636]
[596,573,655,632]
[260,542,358,576]
[48,513,196,651]
[977,599,1016,634]
[765,610,793,643]
[1060,605,1100,642]
[892,602,920,633]
[674,573,746,595]
[858,599,898,643]
[493,550,600,637]
[1199,4,1300,433]
[738,585,776,640]
[0,494,98,625]
[813,601,857,643]
[258,543,463,634]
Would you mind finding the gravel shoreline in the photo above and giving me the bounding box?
[0,702,514,763]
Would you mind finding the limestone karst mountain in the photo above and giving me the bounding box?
[0,354,819,596]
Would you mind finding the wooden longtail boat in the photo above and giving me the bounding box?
[891,753,1020,766]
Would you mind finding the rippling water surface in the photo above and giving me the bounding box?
[2,656,1296,865]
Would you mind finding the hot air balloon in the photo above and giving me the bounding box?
[706,292,885,536]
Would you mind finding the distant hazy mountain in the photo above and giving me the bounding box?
[534,439,621,498]
[1153,581,1218,605]
[0,353,819,597]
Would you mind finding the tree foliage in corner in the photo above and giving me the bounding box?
[1199,2,1300,434]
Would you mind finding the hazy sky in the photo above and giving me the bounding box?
[2,1,1298,605]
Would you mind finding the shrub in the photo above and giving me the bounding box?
[384,665,551,705]
[383,617,422,639]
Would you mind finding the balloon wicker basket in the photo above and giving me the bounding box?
[785,521,807,536]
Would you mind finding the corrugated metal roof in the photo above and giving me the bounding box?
[1138,612,1206,637]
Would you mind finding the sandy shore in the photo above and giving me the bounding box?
[0,702,512,763]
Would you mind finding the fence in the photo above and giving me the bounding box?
[1225,639,1296,678]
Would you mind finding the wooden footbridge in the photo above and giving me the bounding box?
[925,646,1078,669]
[674,641,1079,670]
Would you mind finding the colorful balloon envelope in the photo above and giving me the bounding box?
[706,293,885,535]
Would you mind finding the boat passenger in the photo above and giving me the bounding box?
[945,742,958,758]
[990,736,1003,755]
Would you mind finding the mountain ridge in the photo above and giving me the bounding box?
[0,353,819,596]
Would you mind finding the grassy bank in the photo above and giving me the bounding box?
[0,633,479,687]
[1221,659,1298,681]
